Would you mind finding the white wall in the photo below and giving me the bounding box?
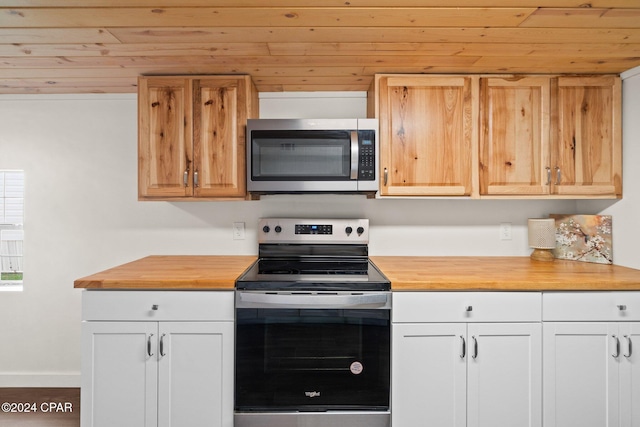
[578,66,640,270]
[0,81,635,386]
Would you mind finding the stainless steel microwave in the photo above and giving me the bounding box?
[246,118,379,195]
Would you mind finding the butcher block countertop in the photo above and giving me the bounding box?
[74,255,256,289]
[74,255,640,291]
[370,256,640,291]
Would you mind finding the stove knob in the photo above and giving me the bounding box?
[357,226,365,235]
[345,226,353,235]
[275,225,282,233]
[262,225,270,233]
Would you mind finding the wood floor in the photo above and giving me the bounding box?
[0,388,80,427]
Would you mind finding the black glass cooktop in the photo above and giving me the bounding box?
[257,258,369,275]
[236,257,390,291]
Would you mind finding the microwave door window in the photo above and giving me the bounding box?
[251,131,351,180]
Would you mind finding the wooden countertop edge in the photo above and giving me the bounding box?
[73,255,640,291]
[390,283,640,291]
[73,255,256,290]
[74,281,237,290]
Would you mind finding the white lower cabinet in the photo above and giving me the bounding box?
[392,322,467,427]
[543,292,640,427]
[392,292,542,427]
[621,322,640,427]
[80,291,234,427]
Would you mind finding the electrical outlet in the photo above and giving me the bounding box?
[233,222,245,240]
[499,222,512,240]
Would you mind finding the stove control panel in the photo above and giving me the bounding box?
[295,224,333,235]
[258,218,369,244]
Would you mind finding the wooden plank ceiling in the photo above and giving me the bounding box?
[1,1,640,94]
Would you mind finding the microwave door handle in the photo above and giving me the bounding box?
[237,292,389,309]
[350,130,359,179]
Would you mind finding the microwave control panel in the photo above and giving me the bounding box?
[358,130,376,180]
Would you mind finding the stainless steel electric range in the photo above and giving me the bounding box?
[234,218,391,427]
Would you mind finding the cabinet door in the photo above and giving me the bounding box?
[378,75,476,196]
[550,76,622,198]
[157,322,234,427]
[479,76,550,196]
[392,323,467,427]
[138,77,193,198]
[81,322,158,427]
[193,77,251,198]
[467,323,542,427]
[543,322,620,427]
[620,322,640,427]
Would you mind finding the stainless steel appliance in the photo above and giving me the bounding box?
[235,218,391,427]
[246,118,379,196]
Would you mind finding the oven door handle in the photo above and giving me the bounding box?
[236,292,390,309]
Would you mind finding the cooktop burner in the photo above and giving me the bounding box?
[257,258,369,275]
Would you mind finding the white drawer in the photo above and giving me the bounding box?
[392,292,542,323]
[82,290,235,321]
[543,292,640,321]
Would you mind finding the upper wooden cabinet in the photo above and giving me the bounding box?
[550,76,622,198]
[138,76,258,200]
[374,73,621,199]
[373,75,478,197]
[480,75,621,199]
[479,76,550,196]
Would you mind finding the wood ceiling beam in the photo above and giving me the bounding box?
[106,27,640,44]
[1,42,638,59]
[0,7,536,28]
[4,1,640,7]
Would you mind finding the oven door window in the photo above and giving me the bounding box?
[250,130,351,181]
[235,308,390,411]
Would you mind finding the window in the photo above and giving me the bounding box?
[0,171,24,289]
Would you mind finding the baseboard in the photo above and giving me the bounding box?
[0,374,80,388]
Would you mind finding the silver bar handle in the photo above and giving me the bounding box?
[160,333,166,357]
[624,335,632,358]
[350,130,359,179]
[612,335,620,358]
[384,168,388,186]
[237,292,390,309]
[546,167,551,185]
[460,335,466,359]
[472,336,478,359]
[555,166,561,185]
[183,170,189,187]
[147,333,154,357]
[194,170,199,187]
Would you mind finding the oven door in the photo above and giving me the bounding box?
[235,291,390,425]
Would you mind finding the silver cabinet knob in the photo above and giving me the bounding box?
[618,305,627,311]
[465,306,473,312]
[152,304,159,311]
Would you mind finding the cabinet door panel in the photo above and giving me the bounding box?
[158,322,234,427]
[620,322,640,427]
[467,323,541,427]
[81,322,158,427]
[378,76,475,196]
[392,323,467,427]
[543,322,619,427]
[193,78,248,198]
[479,76,550,196]
[551,76,622,197]
[138,77,193,198]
